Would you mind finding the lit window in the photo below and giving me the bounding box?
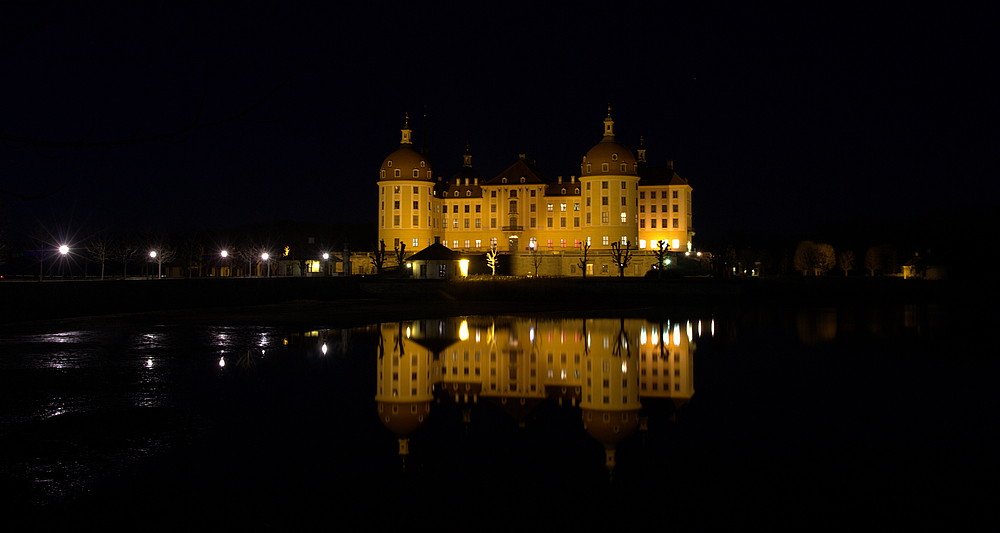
[560,239,566,248]
[547,239,553,248]
[602,212,609,223]
[620,212,627,223]
[547,203,553,212]
[412,238,419,247]
[573,203,579,211]
[621,236,627,245]
[602,236,609,245]
[560,203,566,212]
[475,240,482,248]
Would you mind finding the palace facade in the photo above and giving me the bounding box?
[376,111,695,276]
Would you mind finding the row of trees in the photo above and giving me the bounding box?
[793,240,900,276]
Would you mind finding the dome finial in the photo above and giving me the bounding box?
[463,141,472,167]
[602,105,615,141]
[400,112,412,145]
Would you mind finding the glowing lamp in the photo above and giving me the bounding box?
[459,259,469,277]
[58,245,69,255]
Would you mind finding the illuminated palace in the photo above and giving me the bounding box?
[377,110,695,276]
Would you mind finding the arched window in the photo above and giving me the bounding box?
[502,178,507,184]
[466,191,471,197]
[520,177,525,183]
[561,188,566,194]
[394,169,400,177]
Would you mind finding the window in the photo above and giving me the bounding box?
[547,217,553,228]
[453,205,459,213]
[662,219,668,228]
[393,186,400,193]
[510,190,517,198]
[602,236,609,245]
[413,169,419,178]
[602,212,609,223]
[651,219,656,228]
[491,237,497,247]
[673,204,679,213]
[574,239,581,248]
[602,181,608,189]
[491,218,496,228]
[530,203,536,212]
[612,154,618,161]
[530,218,536,227]
[453,219,458,228]
[661,191,668,199]
[640,219,645,228]
[574,217,579,227]
[530,190,536,197]
[621,182,626,189]
[651,205,656,213]
[491,204,496,212]
[601,264,609,273]
[491,191,497,198]
[621,236,628,245]
[602,163,609,172]
[380,169,385,178]
[547,203,553,212]
[560,217,566,227]
[620,212,627,223]
[464,240,470,248]
[466,191,471,197]
[586,197,591,207]
[475,218,481,228]
[475,239,482,248]
[412,238,419,247]
[413,201,419,209]
[673,190,678,198]
[393,215,400,226]
[587,163,592,173]
[621,163,627,172]
[394,169,400,177]
[640,205,645,213]
[573,202,579,211]
[560,239,566,248]
[587,182,591,190]
[453,240,458,248]
[561,188,566,194]
[502,178,507,183]
[560,202,566,212]
[394,200,400,209]
[602,197,608,206]
[413,215,419,225]
[547,239,553,248]
[464,218,469,228]
[621,197,626,205]
[464,205,470,213]
[640,191,645,199]
[475,205,481,213]
[673,218,679,228]
[586,213,591,223]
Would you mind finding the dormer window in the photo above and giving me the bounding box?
[387,160,392,167]
[380,170,385,178]
[520,177,525,183]
[394,169,400,177]
[420,161,425,167]
[502,178,507,184]
[621,163,627,172]
[466,191,471,197]
[413,169,419,178]
[587,164,592,173]
[575,188,580,194]
[612,154,618,161]
[602,163,609,172]
[561,188,566,194]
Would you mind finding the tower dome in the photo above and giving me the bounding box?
[580,107,637,177]
[379,113,433,181]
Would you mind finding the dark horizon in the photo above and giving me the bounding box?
[2,3,990,249]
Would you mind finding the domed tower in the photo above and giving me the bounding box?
[579,107,640,250]
[377,114,441,252]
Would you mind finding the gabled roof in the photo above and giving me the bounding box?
[482,157,548,185]
[407,243,466,261]
[637,163,689,187]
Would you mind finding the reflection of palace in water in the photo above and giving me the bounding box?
[375,316,703,470]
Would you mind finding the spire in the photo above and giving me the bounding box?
[637,135,646,163]
[602,104,615,142]
[400,112,412,146]
[462,141,472,167]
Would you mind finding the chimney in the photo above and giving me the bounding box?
[571,175,576,183]
[558,176,563,183]
[474,177,478,185]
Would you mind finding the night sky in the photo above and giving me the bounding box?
[2,3,989,246]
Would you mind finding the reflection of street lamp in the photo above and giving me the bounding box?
[149,250,161,279]
[220,250,229,277]
[261,252,270,278]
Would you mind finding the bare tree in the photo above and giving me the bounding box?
[371,240,387,275]
[793,240,816,276]
[115,233,141,278]
[86,236,114,280]
[794,240,836,276]
[531,249,543,277]
[653,239,671,278]
[837,250,855,276]
[814,243,835,276]
[147,241,176,279]
[577,241,591,278]
[393,241,407,269]
[486,245,499,276]
[609,240,633,278]
[864,246,882,276]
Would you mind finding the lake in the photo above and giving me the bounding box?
[0,303,989,528]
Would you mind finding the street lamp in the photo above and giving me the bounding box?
[220,250,229,277]
[322,252,329,276]
[261,252,270,277]
[149,250,161,279]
